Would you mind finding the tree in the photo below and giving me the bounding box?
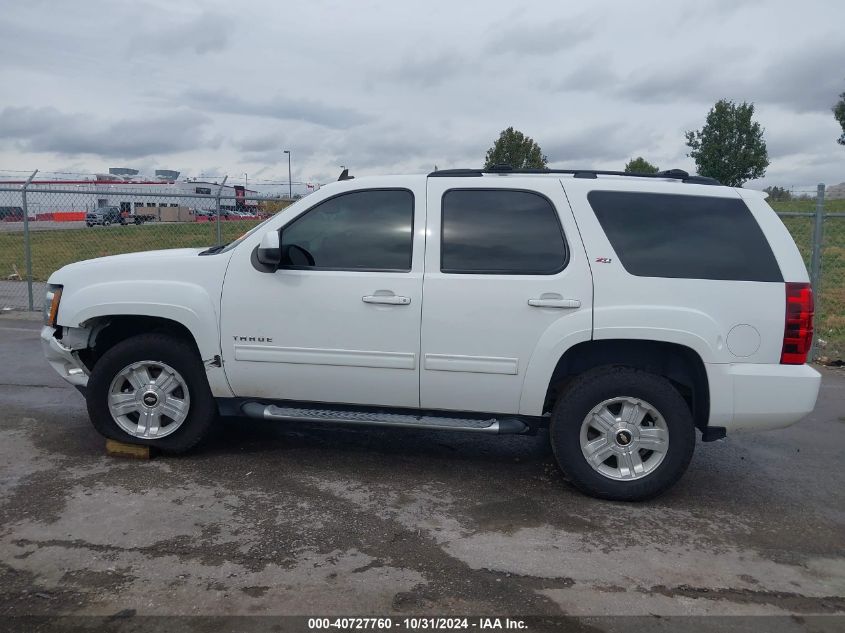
[624,157,659,174]
[684,99,769,187]
[834,91,845,146]
[484,127,548,169]
[763,185,792,202]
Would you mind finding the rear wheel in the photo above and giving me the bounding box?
[550,366,695,501]
[86,334,216,453]
[102,220,111,227]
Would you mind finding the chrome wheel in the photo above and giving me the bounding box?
[107,360,190,439]
[579,396,669,481]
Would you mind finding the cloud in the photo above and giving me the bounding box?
[561,41,845,115]
[484,18,592,56]
[0,106,214,158]
[233,134,285,153]
[543,123,661,164]
[183,90,372,129]
[752,42,845,113]
[0,0,842,189]
[380,51,471,87]
[128,12,232,56]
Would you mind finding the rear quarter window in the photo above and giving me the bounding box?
[587,191,783,282]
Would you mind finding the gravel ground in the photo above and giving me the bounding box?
[1,314,843,631]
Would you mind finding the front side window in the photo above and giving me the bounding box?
[280,189,414,271]
[441,189,567,274]
[587,191,783,281]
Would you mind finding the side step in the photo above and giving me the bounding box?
[240,402,529,435]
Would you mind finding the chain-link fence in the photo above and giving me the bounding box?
[1,177,842,360]
[0,174,293,313]
[772,185,845,362]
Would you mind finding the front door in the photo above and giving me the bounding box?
[220,184,426,408]
[420,178,593,415]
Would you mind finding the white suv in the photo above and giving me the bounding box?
[40,167,821,500]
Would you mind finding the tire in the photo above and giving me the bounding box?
[85,223,93,227]
[549,366,695,502]
[86,334,217,453]
[103,220,111,227]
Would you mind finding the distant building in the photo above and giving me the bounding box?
[826,182,845,200]
[0,168,260,217]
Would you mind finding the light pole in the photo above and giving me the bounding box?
[284,150,292,200]
[243,172,248,189]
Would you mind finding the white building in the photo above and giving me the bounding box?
[826,182,845,200]
[0,168,261,218]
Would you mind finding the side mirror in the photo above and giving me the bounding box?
[256,230,281,266]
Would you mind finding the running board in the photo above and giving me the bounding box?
[240,402,529,435]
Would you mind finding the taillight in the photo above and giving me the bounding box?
[780,282,814,364]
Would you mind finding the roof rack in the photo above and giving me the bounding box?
[428,165,720,185]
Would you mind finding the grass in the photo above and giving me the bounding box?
[770,199,845,360]
[0,220,259,283]
[769,198,845,213]
[1,200,843,359]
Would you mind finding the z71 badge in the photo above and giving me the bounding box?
[595,257,612,264]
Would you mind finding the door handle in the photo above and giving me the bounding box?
[362,295,411,305]
[528,298,581,309]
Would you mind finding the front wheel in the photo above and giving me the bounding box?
[550,366,695,501]
[86,334,217,453]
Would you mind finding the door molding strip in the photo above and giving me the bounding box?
[234,345,416,370]
[423,353,518,375]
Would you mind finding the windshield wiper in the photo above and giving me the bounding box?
[199,243,229,255]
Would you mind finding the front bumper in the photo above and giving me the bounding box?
[40,325,89,388]
[706,362,821,432]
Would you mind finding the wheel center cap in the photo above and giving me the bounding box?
[142,391,159,407]
[615,429,633,447]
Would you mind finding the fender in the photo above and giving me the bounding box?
[518,306,721,417]
[592,308,719,359]
[58,280,222,363]
[519,322,592,416]
[61,280,218,352]
[58,280,233,398]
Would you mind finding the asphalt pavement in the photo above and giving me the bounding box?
[1,313,843,630]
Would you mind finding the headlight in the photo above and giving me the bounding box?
[43,285,63,326]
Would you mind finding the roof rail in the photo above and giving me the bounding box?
[427,166,720,185]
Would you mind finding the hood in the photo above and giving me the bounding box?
[48,248,210,285]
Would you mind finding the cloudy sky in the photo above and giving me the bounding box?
[1,0,843,193]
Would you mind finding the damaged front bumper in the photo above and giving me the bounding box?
[40,325,90,389]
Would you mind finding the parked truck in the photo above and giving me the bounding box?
[86,206,156,227]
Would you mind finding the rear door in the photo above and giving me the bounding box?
[420,177,593,415]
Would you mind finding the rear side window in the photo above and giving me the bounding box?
[588,191,782,282]
[441,189,567,274]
